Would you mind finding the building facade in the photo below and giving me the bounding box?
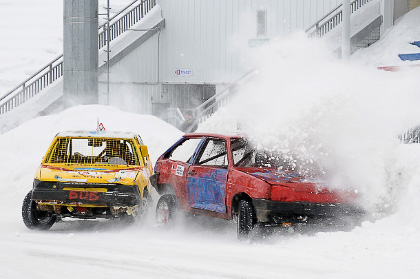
[98,0,396,122]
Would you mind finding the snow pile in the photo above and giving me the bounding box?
[352,6,420,66]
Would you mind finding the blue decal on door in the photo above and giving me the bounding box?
[186,168,228,213]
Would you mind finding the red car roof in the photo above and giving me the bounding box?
[183,133,244,140]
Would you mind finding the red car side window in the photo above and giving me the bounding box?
[196,139,227,167]
[169,138,202,163]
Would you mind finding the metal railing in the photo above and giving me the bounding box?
[0,56,63,115]
[194,70,256,124]
[400,127,420,144]
[98,0,156,48]
[306,0,373,37]
[166,71,256,129]
[167,108,186,128]
[0,0,156,115]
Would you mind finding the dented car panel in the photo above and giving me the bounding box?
[187,166,228,213]
[156,159,190,211]
[227,168,272,201]
[152,133,364,229]
[31,179,140,207]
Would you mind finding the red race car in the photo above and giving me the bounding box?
[151,133,364,237]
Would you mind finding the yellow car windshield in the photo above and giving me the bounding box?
[45,137,140,166]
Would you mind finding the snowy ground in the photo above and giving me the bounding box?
[1,105,420,279]
[1,1,420,279]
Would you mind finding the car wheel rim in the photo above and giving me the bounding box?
[34,210,51,224]
[157,201,169,223]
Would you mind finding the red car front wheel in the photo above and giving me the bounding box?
[156,194,178,225]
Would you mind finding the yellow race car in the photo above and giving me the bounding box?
[22,131,153,230]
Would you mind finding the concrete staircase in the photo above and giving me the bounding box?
[306,0,383,55]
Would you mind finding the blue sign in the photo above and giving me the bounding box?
[174,69,193,76]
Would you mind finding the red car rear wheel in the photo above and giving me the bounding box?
[237,199,255,238]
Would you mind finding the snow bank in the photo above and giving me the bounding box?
[352,6,420,66]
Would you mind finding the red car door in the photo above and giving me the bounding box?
[158,137,204,206]
[186,138,228,213]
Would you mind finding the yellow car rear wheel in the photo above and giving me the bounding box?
[22,191,56,230]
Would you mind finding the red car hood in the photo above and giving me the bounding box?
[237,168,359,203]
[238,168,325,190]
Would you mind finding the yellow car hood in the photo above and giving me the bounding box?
[38,164,147,185]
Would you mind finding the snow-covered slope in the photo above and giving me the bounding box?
[352,6,420,66]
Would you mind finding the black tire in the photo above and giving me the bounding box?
[156,194,177,225]
[237,199,255,239]
[22,191,56,230]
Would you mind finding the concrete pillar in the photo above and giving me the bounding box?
[63,0,98,106]
[342,0,351,59]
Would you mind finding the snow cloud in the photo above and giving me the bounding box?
[200,32,420,214]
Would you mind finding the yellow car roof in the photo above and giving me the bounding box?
[56,131,139,139]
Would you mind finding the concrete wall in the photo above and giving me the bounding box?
[98,33,161,114]
[101,0,345,114]
[157,0,342,84]
[97,5,162,114]
[98,81,160,114]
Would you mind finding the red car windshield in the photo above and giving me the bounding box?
[231,138,295,170]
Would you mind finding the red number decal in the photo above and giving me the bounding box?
[68,191,99,201]
[69,191,79,200]
[89,192,99,201]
